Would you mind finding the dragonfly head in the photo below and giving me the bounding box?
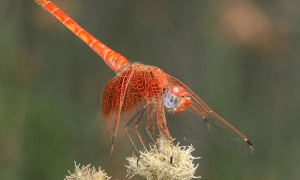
[164,86,191,114]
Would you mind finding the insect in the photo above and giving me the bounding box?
[35,0,253,157]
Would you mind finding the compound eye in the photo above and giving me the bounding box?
[170,86,188,97]
[170,95,174,102]
[164,91,180,108]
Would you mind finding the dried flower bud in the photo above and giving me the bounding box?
[65,161,111,180]
[126,135,201,180]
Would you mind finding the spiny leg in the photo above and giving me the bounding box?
[137,156,140,166]
[152,96,173,142]
[157,116,172,141]
[145,107,157,147]
[134,107,148,150]
[125,106,147,153]
[133,107,156,166]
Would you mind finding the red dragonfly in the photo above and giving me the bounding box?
[35,0,253,156]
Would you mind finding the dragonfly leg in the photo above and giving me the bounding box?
[125,106,146,153]
[158,118,172,141]
[137,156,140,167]
[145,108,157,147]
[134,107,148,150]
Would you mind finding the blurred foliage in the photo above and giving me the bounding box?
[1,0,300,179]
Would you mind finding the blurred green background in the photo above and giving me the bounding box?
[1,0,300,179]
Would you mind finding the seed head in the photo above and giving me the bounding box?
[126,135,201,180]
[65,161,111,180]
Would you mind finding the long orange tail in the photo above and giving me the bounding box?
[35,0,129,73]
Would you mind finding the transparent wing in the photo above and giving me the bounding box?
[103,65,169,153]
[165,73,253,156]
[165,104,210,142]
[124,96,165,152]
[122,67,170,152]
[101,67,134,155]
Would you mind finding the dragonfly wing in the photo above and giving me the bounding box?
[125,99,163,152]
[165,104,210,142]
[165,73,253,156]
[101,67,134,155]
[205,111,253,156]
[123,68,167,152]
